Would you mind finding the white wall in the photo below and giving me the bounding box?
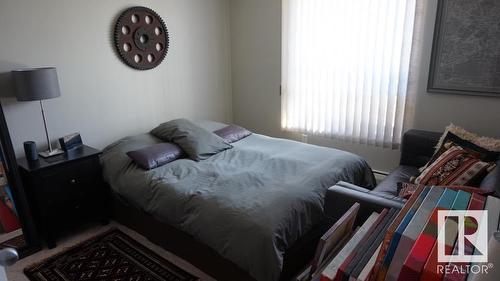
[2,0,499,170]
[0,0,232,156]
[410,1,500,135]
[230,0,500,172]
[230,0,282,137]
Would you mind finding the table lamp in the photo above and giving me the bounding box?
[12,67,64,158]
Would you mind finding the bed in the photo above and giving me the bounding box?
[100,121,375,281]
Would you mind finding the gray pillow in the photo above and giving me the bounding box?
[151,118,232,161]
[127,142,184,170]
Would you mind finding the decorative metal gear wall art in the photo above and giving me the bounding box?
[114,7,169,70]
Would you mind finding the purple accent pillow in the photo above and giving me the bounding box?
[127,143,184,170]
[214,125,252,143]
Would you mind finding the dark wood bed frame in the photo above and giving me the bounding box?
[111,194,334,281]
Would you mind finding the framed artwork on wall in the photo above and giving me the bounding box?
[428,0,500,97]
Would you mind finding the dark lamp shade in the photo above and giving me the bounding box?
[12,67,61,101]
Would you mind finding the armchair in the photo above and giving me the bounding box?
[325,129,500,225]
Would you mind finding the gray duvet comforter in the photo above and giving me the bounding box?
[101,121,375,281]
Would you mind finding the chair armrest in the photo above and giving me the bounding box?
[325,185,405,227]
[400,129,442,167]
[335,181,373,193]
[480,161,500,197]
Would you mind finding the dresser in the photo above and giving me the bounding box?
[18,145,108,248]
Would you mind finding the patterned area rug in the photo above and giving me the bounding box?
[24,228,199,281]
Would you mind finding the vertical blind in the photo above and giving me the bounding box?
[282,0,417,148]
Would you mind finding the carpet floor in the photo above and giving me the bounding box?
[6,222,215,281]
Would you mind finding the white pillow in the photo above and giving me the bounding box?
[435,124,500,153]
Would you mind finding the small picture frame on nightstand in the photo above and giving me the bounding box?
[58,133,83,152]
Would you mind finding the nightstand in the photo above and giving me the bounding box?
[18,145,108,248]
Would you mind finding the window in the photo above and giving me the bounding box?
[282,0,417,148]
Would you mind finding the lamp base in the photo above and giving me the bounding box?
[39,148,64,158]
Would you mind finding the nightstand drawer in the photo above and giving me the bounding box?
[46,194,102,233]
[38,158,99,199]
